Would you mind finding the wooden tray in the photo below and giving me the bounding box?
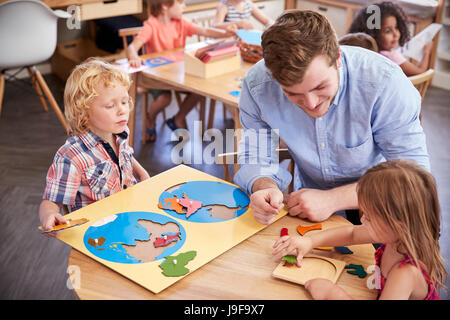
[272,254,346,285]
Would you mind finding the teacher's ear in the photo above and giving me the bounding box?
[336,48,342,68]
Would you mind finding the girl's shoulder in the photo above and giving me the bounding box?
[388,260,429,299]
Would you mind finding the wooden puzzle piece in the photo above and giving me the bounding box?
[335,246,353,254]
[280,227,288,237]
[159,251,197,277]
[345,264,367,278]
[282,254,297,266]
[87,236,106,248]
[315,247,332,251]
[38,218,89,233]
[153,232,181,248]
[158,196,185,214]
[178,193,202,218]
[297,223,322,236]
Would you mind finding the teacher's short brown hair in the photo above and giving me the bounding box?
[262,10,340,86]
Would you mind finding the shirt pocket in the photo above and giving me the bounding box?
[331,137,376,177]
[84,162,118,197]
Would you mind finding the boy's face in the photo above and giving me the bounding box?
[280,54,341,119]
[167,0,185,20]
[378,15,401,51]
[88,81,130,140]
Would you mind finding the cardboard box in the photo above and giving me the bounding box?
[50,38,125,81]
[184,50,241,78]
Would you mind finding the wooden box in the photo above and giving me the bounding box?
[50,38,125,81]
[184,50,241,78]
[77,0,143,21]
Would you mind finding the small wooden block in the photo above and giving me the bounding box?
[280,227,288,237]
[272,254,346,285]
[335,246,353,254]
[315,247,333,251]
[39,218,89,233]
[297,223,322,236]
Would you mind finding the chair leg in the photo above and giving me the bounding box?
[27,67,48,112]
[33,67,69,134]
[0,72,5,117]
[207,99,216,130]
[199,97,206,136]
[142,92,148,145]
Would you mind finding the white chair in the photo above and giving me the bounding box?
[0,0,71,133]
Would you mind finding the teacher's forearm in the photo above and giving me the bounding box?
[328,182,358,212]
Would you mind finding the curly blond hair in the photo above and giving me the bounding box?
[64,58,133,136]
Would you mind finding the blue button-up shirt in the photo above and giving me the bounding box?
[234,46,430,194]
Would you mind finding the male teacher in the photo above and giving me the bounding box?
[234,10,429,225]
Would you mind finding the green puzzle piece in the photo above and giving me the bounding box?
[159,251,197,277]
[282,255,297,264]
[345,264,367,278]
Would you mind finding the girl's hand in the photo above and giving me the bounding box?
[129,57,145,68]
[237,20,254,30]
[272,235,313,267]
[225,24,238,36]
[305,279,336,300]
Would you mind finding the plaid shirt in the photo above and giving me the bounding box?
[43,129,137,212]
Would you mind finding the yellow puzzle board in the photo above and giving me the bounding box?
[55,165,287,293]
[272,254,346,285]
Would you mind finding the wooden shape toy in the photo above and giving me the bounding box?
[178,193,202,218]
[315,247,333,251]
[158,196,185,214]
[153,232,181,248]
[297,223,322,236]
[38,218,88,233]
[345,264,367,278]
[273,254,346,285]
[335,246,353,254]
[280,227,288,237]
[159,251,197,277]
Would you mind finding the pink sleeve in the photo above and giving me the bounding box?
[380,50,407,65]
[182,17,199,37]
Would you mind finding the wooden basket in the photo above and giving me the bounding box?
[239,40,263,64]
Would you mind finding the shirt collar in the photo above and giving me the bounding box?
[78,130,128,150]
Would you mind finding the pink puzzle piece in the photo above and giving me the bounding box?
[178,193,202,218]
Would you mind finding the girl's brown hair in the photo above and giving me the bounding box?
[147,0,183,17]
[64,58,133,136]
[349,1,410,50]
[261,9,340,86]
[357,160,447,291]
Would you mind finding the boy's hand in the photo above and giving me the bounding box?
[272,235,313,267]
[40,212,67,237]
[305,279,336,300]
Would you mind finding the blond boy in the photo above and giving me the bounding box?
[39,59,149,233]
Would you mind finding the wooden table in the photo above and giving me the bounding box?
[127,49,252,147]
[68,213,377,300]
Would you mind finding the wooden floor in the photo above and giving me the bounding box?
[0,74,448,299]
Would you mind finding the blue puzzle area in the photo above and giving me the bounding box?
[83,211,186,264]
[158,181,250,223]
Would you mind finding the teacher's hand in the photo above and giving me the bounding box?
[286,188,335,222]
[249,187,284,225]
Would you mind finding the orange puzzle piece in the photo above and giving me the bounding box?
[158,196,185,214]
[297,223,322,236]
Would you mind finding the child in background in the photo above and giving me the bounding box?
[273,160,446,300]
[127,0,236,142]
[349,1,433,76]
[39,59,150,235]
[214,0,274,30]
[339,32,379,52]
